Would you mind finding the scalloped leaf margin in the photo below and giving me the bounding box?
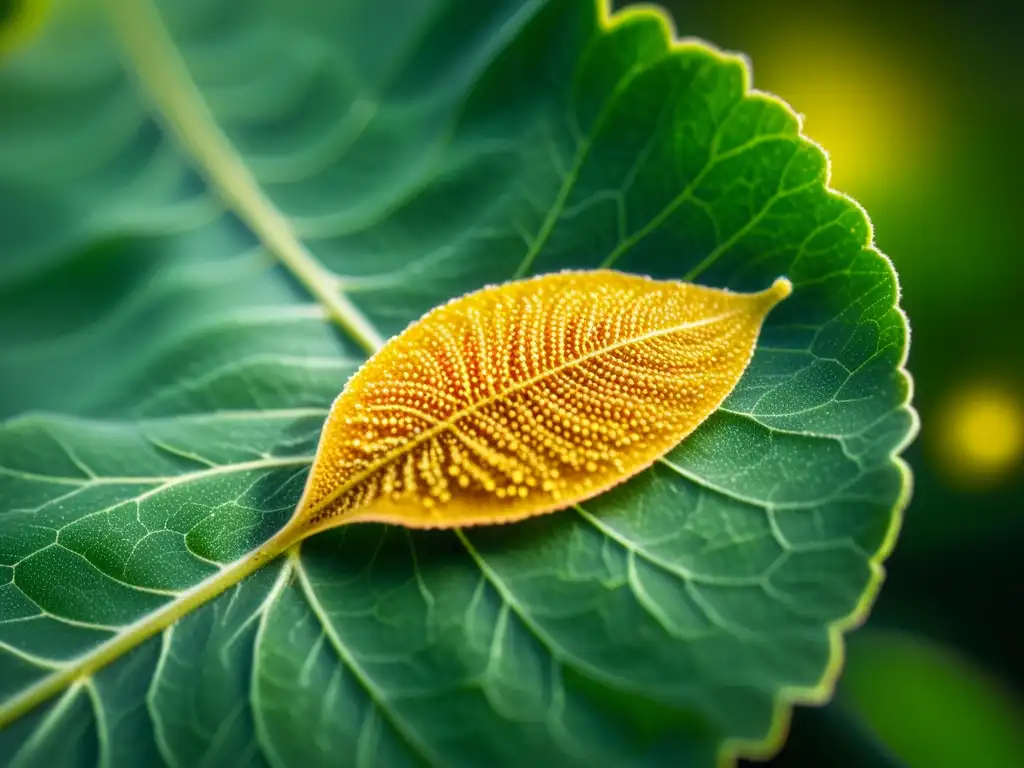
[593,2,917,764]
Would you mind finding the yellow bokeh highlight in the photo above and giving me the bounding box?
[934,381,1024,488]
[748,16,939,193]
[0,0,51,58]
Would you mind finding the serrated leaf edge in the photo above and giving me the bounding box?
[591,3,918,765]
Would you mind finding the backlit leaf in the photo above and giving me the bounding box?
[296,271,792,532]
[0,0,915,766]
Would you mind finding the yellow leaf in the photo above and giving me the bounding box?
[291,270,791,535]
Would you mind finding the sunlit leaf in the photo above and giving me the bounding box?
[0,0,914,765]
[296,272,792,532]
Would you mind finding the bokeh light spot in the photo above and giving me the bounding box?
[746,16,940,194]
[934,381,1023,488]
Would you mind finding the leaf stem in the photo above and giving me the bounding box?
[105,0,385,355]
[0,524,303,730]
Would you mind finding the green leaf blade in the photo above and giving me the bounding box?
[0,0,915,765]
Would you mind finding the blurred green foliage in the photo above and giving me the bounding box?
[842,631,1024,768]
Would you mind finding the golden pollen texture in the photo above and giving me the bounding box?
[294,270,791,531]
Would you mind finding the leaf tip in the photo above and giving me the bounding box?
[768,276,793,302]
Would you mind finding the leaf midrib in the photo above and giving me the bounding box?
[0,530,288,729]
[301,306,745,521]
[104,0,385,356]
[2,0,389,726]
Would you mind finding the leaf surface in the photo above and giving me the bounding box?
[296,271,792,531]
[0,0,915,766]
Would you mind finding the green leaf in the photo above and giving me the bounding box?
[0,1,915,765]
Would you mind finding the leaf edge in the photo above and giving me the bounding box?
[590,1,919,764]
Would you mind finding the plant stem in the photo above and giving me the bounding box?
[0,524,303,730]
[106,0,385,356]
